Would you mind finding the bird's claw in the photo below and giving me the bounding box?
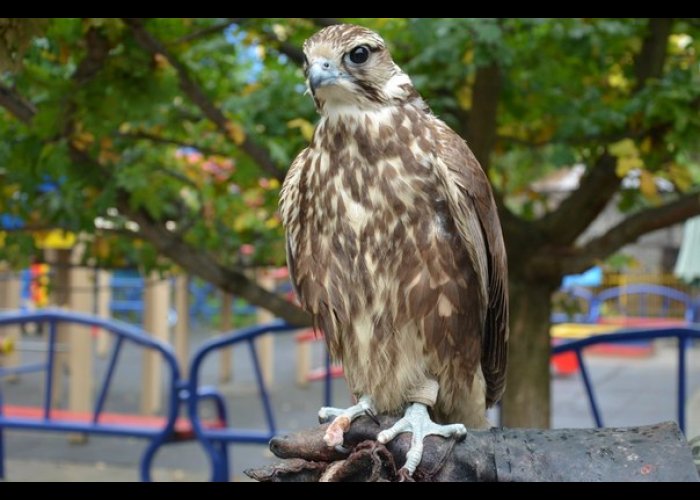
[319,396,376,448]
[377,402,467,477]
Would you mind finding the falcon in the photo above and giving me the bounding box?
[279,24,509,477]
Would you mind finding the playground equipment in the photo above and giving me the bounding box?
[0,309,332,481]
[552,325,700,433]
[550,284,699,376]
[1,307,697,481]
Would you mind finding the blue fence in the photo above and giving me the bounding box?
[552,326,700,434]
[552,284,700,324]
[0,309,331,482]
[2,309,696,481]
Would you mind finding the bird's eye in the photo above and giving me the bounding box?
[348,45,370,65]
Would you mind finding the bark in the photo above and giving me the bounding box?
[634,18,674,91]
[122,203,312,327]
[307,18,342,28]
[465,63,501,173]
[500,278,557,428]
[499,18,676,427]
[532,190,700,278]
[0,83,36,123]
[245,416,699,482]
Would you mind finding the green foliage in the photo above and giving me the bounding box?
[1,18,700,274]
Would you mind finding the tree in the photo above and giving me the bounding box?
[1,18,699,427]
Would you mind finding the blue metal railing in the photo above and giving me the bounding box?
[0,310,332,481]
[552,325,700,434]
[553,284,698,325]
[0,309,183,481]
[589,284,695,323]
[185,320,333,481]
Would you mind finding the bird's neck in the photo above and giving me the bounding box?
[320,104,397,130]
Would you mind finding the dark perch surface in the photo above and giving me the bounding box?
[245,416,699,482]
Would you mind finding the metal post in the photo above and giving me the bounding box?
[219,291,233,383]
[174,275,190,378]
[256,270,275,388]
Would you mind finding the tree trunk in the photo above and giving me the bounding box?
[500,278,556,428]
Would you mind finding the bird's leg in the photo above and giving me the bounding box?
[319,395,376,448]
[377,380,467,477]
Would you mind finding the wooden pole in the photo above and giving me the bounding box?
[67,264,94,444]
[173,274,189,378]
[218,291,233,383]
[0,268,21,382]
[95,269,111,358]
[296,331,311,388]
[256,269,275,388]
[47,248,71,406]
[141,273,170,414]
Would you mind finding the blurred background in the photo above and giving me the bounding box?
[0,18,699,481]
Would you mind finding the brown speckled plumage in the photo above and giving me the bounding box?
[279,25,508,428]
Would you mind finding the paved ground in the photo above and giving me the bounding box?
[1,324,698,482]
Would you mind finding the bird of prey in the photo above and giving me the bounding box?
[279,24,509,477]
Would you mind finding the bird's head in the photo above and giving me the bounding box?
[302,24,417,115]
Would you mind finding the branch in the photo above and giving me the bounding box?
[277,40,305,65]
[246,416,698,482]
[118,130,234,158]
[58,27,112,177]
[124,202,311,326]
[73,26,111,85]
[539,152,620,246]
[534,190,700,277]
[537,18,675,246]
[307,18,341,28]
[0,21,307,325]
[171,19,247,45]
[465,62,501,173]
[0,83,36,123]
[122,18,285,181]
[230,19,306,66]
[634,18,674,91]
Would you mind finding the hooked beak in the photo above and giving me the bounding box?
[308,59,343,92]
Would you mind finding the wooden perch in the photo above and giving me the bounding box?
[245,416,699,482]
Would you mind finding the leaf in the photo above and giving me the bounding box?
[616,156,643,177]
[287,118,315,142]
[639,170,659,202]
[667,163,693,192]
[608,138,637,158]
[610,139,644,178]
[226,121,246,145]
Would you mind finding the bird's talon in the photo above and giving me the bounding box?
[334,444,351,454]
[365,408,380,426]
[319,396,376,448]
[397,468,415,482]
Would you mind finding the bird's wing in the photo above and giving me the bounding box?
[279,148,344,355]
[279,150,306,301]
[432,123,509,407]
